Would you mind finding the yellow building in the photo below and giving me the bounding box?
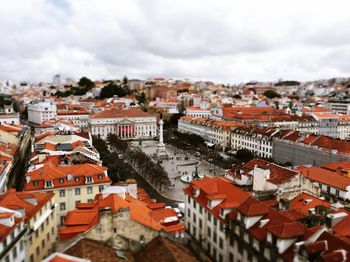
[24,162,111,225]
[0,189,57,262]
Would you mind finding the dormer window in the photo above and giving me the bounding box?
[75,177,80,182]
[33,181,38,186]
[45,180,53,188]
[98,174,103,180]
[85,176,93,184]
[59,178,64,184]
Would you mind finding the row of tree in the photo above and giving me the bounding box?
[106,134,171,191]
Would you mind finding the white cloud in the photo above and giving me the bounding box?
[0,0,350,83]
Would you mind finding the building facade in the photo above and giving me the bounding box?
[89,108,157,140]
[28,100,57,125]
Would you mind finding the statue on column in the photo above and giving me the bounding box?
[157,113,169,160]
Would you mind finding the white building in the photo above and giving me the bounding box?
[28,100,57,125]
[230,127,279,159]
[178,116,241,149]
[57,110,90,131]
[0,104,20,125]
[327,99,350,115]
[89,108,157,140]
[312,112,339,138]
[185,105,211,118]
[183,177,251,262]
[0,207,26,262]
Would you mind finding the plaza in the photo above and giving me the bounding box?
[132,140,225,202]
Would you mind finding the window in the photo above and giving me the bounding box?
[60,203,66,211]
[47,233,50,241]
[99,186,104,192]
[193,213,196,223]
[41,240,45,248]
[229,253,234,262]
[45,180,53,187]
[219,237,223,249]
[113,228,117,234]
[219,254,223,262]
[35,230,39,238]
[213,231,217,243]
[75,188,81,195]
[199,218,202,229]
[36,247,40,256]
[208,213,211,222]
[87,187,93,194]
[199,205,203,214]
[327,186,331,193]
[86,176,93,183]
[88,199,93,203]
[41,224,44,232]
[33,181,38,186]
[336,189,340,196]
[12,245,17,259]
[75,176,80,182]
[193,201,197,209]
[188,209,191,218]
[75,200,81,206]
[59,178,64,184]
[59,190,65,197]
[208,227,211,238]
[60,216,65,225]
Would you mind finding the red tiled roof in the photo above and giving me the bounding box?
[268,222,305,239]
[24,163,110,191]
[289,193,331,215]
[297,166,350,190]
[184,177,251,222]
[238,197,269,216]
[0,189,54,222]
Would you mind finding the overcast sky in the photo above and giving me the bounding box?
[1,0,350,84]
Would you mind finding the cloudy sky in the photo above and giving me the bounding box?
[1,0,350,84]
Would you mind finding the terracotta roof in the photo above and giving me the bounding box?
[90,108,153,119]
[238,197,269,216]
[135,236,199,262]
[0,189,54,222]
[297,166,350,190]
[184,177,251,222]
[64,238,133,262]
[24,163,110,191]
[289,193,331,215]
[268,222,305,239]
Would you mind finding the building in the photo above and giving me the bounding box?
[0,104,20,125]
[0,189,56,262]
[23,162,111,225]
[178,116,243,149]
[183,177,251,262]
[56,104,90,131]
[272,132,350,166]
[58,181,184,252]
[0,206,26,262]
[225,159,319,200]
[28,100,57,125]
[311,112,339,138]
[230,127,280,159]
[297,166,350,204]
[34,118,80,135]
[327,99,350,115]
[185,105,211,118]
[89,108,157,140]
[42,253,90,262]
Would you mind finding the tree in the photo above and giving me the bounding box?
[136,92,146,104]
[263,90,281,99]
[78,77,94,90]
[233,94,241,99]
[235,149,254,163]
[100,82,128,98]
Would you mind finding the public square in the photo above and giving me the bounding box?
[132,140,225,202]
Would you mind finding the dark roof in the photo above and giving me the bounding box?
[135,236,199,262]
[64,238,134,262]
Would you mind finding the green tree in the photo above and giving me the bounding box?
[78,77,94,90]
[100,82,128,98]
[235,149,254,163]
[136,92,146,104]
[263,90,281,99]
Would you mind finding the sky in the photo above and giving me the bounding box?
[1,0,350,84]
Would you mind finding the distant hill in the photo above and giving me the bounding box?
[275,81,300,86]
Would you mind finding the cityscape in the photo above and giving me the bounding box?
[1,1,350,262]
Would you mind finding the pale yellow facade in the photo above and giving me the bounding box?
[35,183,109,226]
[26,199,57,262]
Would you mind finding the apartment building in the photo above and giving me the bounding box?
[0,189,56,262]
[183,177,251,262]
[0,206,26,262]
[327,99,350,115]
[56,105,90,131]
[23,162,111,225]
[230,127,279,158]
[178,116,243,149]
[28,100,57,125]
[0,104,20,125]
